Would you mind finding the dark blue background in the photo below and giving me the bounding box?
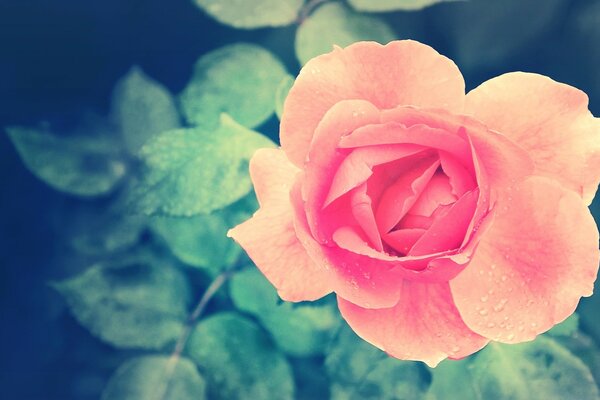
[1,0,599,398]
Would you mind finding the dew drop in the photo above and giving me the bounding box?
[493,298,508,312]
[501,275,507,282]
[487,322,496,328]
[507,333,515,340]
[479,309,488,316]
[480,295,489,303]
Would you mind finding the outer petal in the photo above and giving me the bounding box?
[281,40,466,166]
[228,148,332,302]
[338,281,489,367]
[465,72,600,204]
[450,176,600,343]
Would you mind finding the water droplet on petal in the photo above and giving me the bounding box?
[507,333,515,340]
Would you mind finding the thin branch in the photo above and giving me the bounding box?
[153,267,237,400]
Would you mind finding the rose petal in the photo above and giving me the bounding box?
[375,155,440,233]
[350,183,383,251]
[338,282,489,367]
[281,40,466,166]
[303,100,381,244]
[409,189,479,256]
[228,148,332,301]
[409,171,457,217]
[450,176,600,343]
[383,228,426,255]
[439,151,477,197]
[465,72,600,204]
[324,144,425,207]
[340,122,471,163]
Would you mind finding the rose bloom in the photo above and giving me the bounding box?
[229,40,600,366]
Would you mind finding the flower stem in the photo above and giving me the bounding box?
[154,267,237,400]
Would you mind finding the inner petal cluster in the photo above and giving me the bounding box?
[311,118,480,265]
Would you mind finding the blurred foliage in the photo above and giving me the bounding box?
[2,0,600,399]
[295,1,395,65]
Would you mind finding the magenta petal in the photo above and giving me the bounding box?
[383,228,426,255]
[409,189,479,256]
[324,144,425,207]
[375,156,440,233]
[350,183,383,251]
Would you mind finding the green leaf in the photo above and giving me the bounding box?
[102,355,206,400]
[186,312,295,400]
[112,66,180,155]
[348,0,459,12]
[295,1,396,65]
[326,324,429,400]
[68,202,147,256]
[128,114,274,216]
[150,194,256,274]
[557,333,600,392]
[275,75,294,120]
[52,252,191,350]
[192,0,304,29]
[179,44,288,130]
[229,267,340,356]
[546,313,579,337]
[6,127,126,197]
[428,337,599,400]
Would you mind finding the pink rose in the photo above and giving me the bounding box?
[229,40,600,366]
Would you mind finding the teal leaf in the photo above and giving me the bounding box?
[192,0,304,29]
[150,194,256,274]
[326,324,429,399]
[111,66,180,155]
[68,202,147,256]
[102,355,206,400]
[186,312,295,400]
[128,114,274,217]
[6,127,126,197]
[179,44,288,130]
[428,337,599,400]
[546,313,579,337]
[295,1,396,65]
[348,0,460,12]
[52,252,191,350]
[275,75,294,119]
[229,267,340,357]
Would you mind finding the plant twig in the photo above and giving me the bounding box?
[153,268,237,400]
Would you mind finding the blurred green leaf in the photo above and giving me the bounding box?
[180,43,288,130]
[557,333,600,392]
[150,194,256,274]
[52,252,191,350]
[111,66,180,155]
[275,75,294,119]
[186,312,295,400]
[230,267,340,357]
[102,355,206,400]
[295,1,396,65]
[429,0,566,71]
[6,127,126,197]
[546,313,579,337]
[428,337,599,400]
[348,0,459,12]
[326,323,429,399]
[192,0,304,29]
[128,114,274,216]
[68,202,147,256]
